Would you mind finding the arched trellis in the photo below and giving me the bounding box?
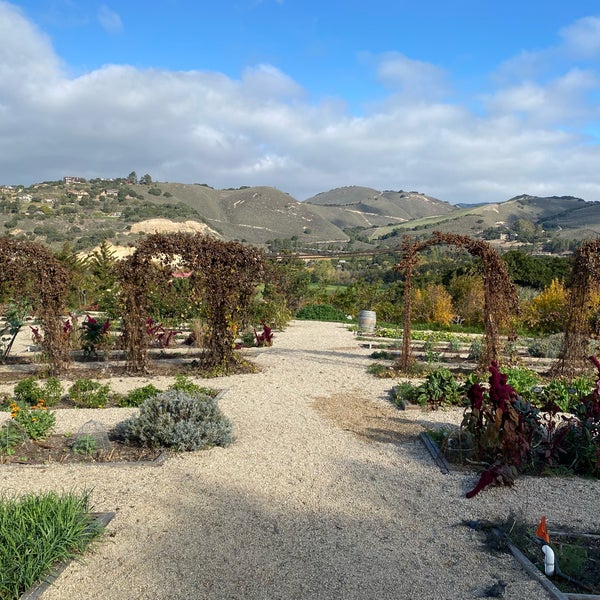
[551,239,600,376]
[117,232,265,374]
[0,238,70,374]
[395,231,520,370]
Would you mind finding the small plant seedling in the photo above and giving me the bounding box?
[72,434,98,455]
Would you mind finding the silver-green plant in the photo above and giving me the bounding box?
[123,389,232,451]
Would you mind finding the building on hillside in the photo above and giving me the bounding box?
[63,176,85,184]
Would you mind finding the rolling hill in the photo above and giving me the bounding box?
[1,179,600,252]
[304,186,456,229]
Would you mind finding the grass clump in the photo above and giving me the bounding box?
[0,490,104,600]
[123,389,232,451]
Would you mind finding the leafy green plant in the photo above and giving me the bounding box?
[169,374,217,398]
[390,381,419,409]
[467,339,483,361]
[448,336,461,353]
[0,490,103,600]
[414,368,462,409]
[72,434,97,455]
[68,379,112,408]
[9,400,55,440]
[370,349,395,360]
[123,389,232,451]
[503,367,541,403]
[13,377,42,406]
[0,421,26,456]
[119,384,162,407]
[535,377,594,413]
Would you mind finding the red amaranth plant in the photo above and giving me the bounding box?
[463,361,537,497]
[253,322,274,347]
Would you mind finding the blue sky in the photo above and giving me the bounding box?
[1,0,600,203]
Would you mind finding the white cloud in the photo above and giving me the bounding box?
[1,3,600,204]
[560,16,600,59]
[374,52,450,101]
[98,4,123,34]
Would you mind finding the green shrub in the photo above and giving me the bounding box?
[68,379,112,408]
[527,333,564,358]
[295,304,347,322]
[119,384,162,407]
[123,389,232,451]
[467,339,483,361]
[370,350,394,360]
[13,377,44,406]
[13,377,63,407]
[42,378,63,407]
[168,374,217,398]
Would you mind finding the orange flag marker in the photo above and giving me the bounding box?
[536,515,550,544]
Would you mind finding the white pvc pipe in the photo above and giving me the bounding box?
[542,545,555,576]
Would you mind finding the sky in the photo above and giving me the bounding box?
[1,1,600,204]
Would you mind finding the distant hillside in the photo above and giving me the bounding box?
[141,183,349,245]
[1,179,599,252]
[368,194,600,246]
[304,186,455,229]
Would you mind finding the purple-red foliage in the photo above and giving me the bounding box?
[253,322,274,347]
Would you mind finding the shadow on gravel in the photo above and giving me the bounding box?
[127,471,533,600]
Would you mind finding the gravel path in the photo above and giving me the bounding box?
[2,320,599,600]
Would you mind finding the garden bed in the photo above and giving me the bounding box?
[0,432,164,466]
[483,523,600,598]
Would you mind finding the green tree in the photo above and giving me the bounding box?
[87,241,119,314]
[54,243,90,309]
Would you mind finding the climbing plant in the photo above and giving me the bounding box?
[117,232,265,373]
[0,238,70,374]
[551,239,600,376]
[396,232,519,370]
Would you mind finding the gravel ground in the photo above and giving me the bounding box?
[2,320,599,600]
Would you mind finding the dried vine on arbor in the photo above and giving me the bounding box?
[117,232,265,373]
[0,238,70,374]
[551,239,600,376]
[395,232,519,370]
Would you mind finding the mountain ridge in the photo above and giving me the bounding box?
[1,180,598,251]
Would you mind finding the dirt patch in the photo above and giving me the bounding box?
[312,391,424,444]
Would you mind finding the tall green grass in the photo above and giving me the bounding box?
[0,490,103,600]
